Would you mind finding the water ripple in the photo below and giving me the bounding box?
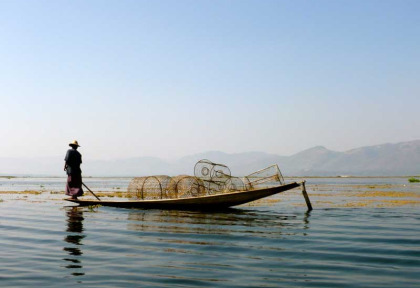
[1,201,419,287]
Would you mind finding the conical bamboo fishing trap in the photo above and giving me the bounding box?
[127,159,285,200]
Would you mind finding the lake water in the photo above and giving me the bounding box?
[1,177,419,287]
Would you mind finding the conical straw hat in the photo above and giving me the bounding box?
[69,140,80,147]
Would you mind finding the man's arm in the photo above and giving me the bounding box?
[64,150,70,171]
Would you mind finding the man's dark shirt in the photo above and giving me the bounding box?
[65,148,82,175]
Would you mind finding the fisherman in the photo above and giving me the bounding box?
[64,140,84,199]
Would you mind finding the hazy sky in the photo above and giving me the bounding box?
[1,0,419,160]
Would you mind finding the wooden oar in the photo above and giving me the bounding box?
[82,182,101,201]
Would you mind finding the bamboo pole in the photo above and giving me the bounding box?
[301,181,313,211]
[82,182,101,201]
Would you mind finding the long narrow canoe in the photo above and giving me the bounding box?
[65,182,302,209]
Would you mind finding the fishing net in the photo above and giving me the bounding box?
[243,164,284,190]
[127,175,172,200]
[126,160,285,200]
[194,159,233,194]
[194,159,231,181]
[167,175,206,199]
[225,177,246,192]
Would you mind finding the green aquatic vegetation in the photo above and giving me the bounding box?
[87,205,100,212]
[408,178,420,183]
[114,191,129,197]
[21,190,43,195]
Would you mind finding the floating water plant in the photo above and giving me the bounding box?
[0,176,15,179]
[408,177,420,183]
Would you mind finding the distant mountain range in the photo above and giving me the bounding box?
[0,140,419,177]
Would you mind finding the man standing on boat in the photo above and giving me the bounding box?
[64,140,84,199]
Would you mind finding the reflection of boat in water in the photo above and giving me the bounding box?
[125,205,312,235]
[66,182,304,209]
[66,160,312,210]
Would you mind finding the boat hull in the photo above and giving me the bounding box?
[65,182,301,209]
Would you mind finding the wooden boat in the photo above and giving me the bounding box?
[65,181,308,209]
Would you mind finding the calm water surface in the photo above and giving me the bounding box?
[1,178,419,287]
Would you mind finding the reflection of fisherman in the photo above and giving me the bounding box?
[64,140,83,199]
[63,207,85,277]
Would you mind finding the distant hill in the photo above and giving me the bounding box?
[0,140,419,177]
[280,140,420,176]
